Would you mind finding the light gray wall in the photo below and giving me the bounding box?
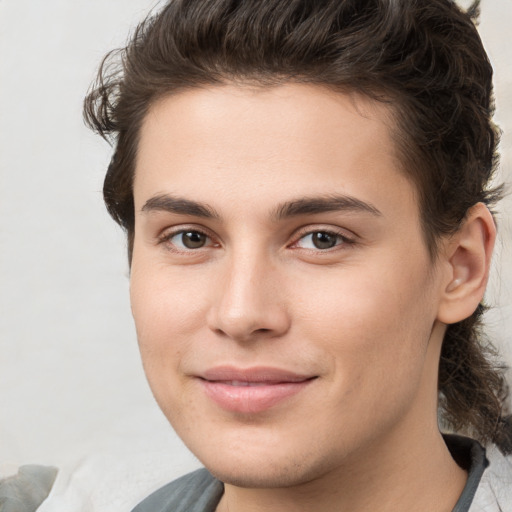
[1,0,511,470]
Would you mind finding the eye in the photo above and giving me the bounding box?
[295,230,349,250]
[166,230,212,250]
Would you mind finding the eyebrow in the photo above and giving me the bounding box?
[141,193,382,220]
[141,194,220,219]
[272,194,382,220]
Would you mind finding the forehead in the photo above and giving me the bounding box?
[134,83,417,223]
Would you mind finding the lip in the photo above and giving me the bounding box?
[198,366,316,414]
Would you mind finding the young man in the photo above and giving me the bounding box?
[84,0,512,510]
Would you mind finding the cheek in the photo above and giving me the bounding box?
[131,259,207,341]
[129,264,209,424]
[294,257,437,391]
[129,259,210,398]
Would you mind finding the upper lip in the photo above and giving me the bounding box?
[200,366,315,383]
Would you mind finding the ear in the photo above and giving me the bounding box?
[437,203,496,324]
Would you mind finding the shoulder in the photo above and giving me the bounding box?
[470,444,512,512]
[131,468,224,512]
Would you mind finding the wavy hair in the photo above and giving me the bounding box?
[84,0,511,452]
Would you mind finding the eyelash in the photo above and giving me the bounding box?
[290,228,355,251]
[157,227,217,253]
[157,226,356,254]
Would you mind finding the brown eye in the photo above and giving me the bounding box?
[296,231,347,250]
[166,230,211,250]
[311,232,338,249]
[181,231,208,249]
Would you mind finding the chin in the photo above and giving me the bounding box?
[206,459,327,489]
[189,433,341,490]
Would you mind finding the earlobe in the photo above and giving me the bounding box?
[437,203,496,325]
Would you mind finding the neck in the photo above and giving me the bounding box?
[216,425,467,512]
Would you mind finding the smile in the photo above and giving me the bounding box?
[198,367,316,414]
[222,380,281,387]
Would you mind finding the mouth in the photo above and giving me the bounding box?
[197,366,317,414]
[213,380,288,387]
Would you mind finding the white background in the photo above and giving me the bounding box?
[0,0,511,488]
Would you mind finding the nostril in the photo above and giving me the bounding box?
[254,328,271,334]
[207,293,291,341]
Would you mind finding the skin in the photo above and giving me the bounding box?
[130,83,495,511]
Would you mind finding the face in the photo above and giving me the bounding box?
[130,84,447,487]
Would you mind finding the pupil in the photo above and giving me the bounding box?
[183,231,206,249]
[313,232,336,249]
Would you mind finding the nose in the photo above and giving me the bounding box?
[206,251,291,342]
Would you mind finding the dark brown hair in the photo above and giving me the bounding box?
[84,0,511,451]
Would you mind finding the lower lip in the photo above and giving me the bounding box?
[200,379,313,414]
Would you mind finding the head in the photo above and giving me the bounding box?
[84,0,511,471]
